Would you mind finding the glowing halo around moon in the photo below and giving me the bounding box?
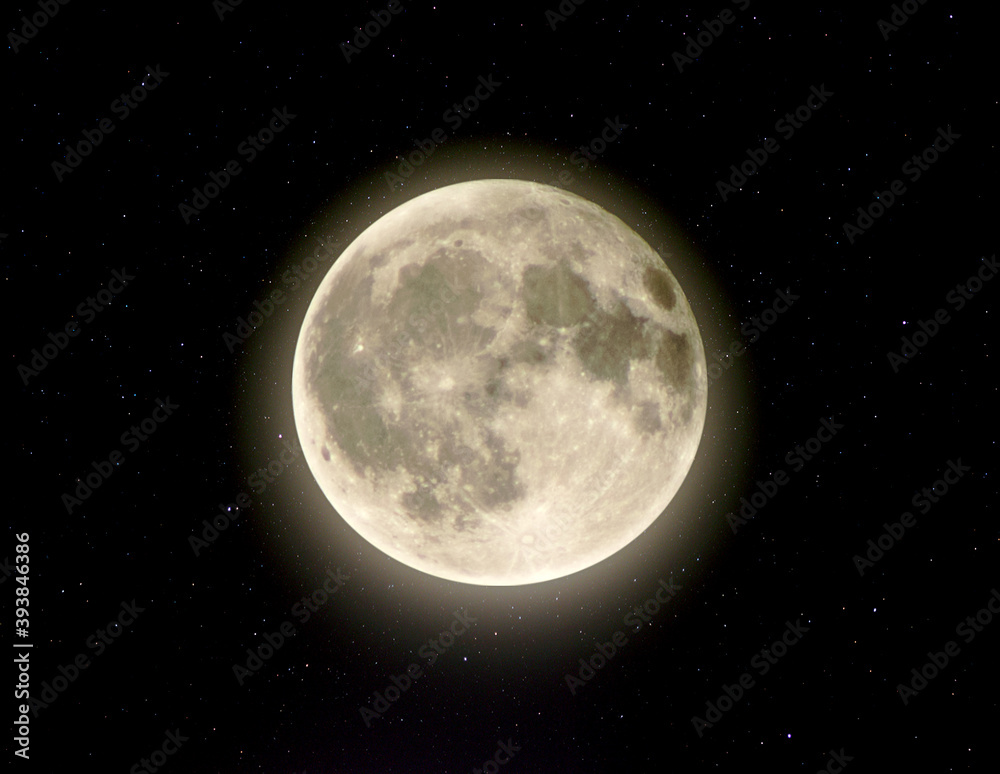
[291,179,706,586]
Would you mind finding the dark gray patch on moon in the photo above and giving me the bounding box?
[515,206,546,222]
[305,244,529,522]
[643,264,677,311]
[474,428,524,509]
[522,260,596,327]
[540,239,593,266]
[460,357,513,419]
[655,328,697,424]
[518,258,687,415]
[305,266,384,474]
[635,402,663,435]
[573,300,650,386]
[510,338,553,366]
[655,329,694,392]
[402,487,442,522]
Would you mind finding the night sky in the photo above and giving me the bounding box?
[8,2,997,772]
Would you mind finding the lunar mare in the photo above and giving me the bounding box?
[292,179,706,585]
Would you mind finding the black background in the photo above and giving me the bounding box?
[7,1,997,772]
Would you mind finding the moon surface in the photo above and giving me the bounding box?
[292,179,706,585]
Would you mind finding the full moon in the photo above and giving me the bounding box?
[292,179,706,585]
